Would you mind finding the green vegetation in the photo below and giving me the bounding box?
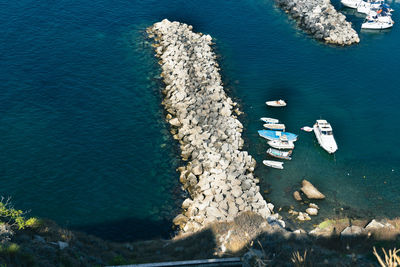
[0,197,38,230]
[109,255,128,265]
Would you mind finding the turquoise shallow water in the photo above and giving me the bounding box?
[0,0,399,240]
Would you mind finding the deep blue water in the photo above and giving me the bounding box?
[0,0,399,241]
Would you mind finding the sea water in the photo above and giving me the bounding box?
[0,0,399,241]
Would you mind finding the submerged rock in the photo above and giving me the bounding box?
[306,207,318,216]
[293,191,302,201]
[297,212,311,221]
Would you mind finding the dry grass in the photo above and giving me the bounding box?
[291,250,308,267]
[388,218,400,230]
[373,247,400,267]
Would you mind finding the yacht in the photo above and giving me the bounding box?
[313,120,338,154]
[362,14,394,29]
[357,0,387,13]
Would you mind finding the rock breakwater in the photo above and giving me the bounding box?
[147,19,280,234]
[275,0,360,45]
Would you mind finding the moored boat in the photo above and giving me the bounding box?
[258,129,298,142]
[268,137,295,150]
[263,160,284,169]
[361,13,394,29]
[341,0,362,8]
[357,0,387,13]
[263,123,285,131]
[313,119,338,154]
[260,117,279,124]
[361,17,393,29]
[267,148,292,160]
[266,99,287,107]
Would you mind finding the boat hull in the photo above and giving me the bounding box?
[263,160,284,169]
[341,0,361,8]
[267,148,292,160]
[268,140,295,149]
[258,130,298,142]
[361,21,393,29]
[260,117,279,124]
[266,100,286,107]
[263,123,285,131]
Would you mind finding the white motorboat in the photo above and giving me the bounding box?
[263,160,284,169]
[301,126,313,132]
[359,4,393,15]
[341,0,362,8]
[260,117,279,124]
[266,99,286,107]
[267,135,295,150]
[263,123,286,131]
[357,0,385,13]
[313,120,338,154]
[361,16,394,29]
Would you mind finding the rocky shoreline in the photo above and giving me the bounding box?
[275,0,360,45]
[147,19,283,234]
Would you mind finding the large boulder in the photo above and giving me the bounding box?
[341,226,366,237]
[169,117,181,127]
[301,180,325,199]
[192,164,203,176]
[306,208,318,216]
[365,219,394,230]
[173,214,188,228]
[297,212,311,221]
[181,198,193,209]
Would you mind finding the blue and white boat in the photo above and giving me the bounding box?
[258,130,298,142]
[267,148,292,160]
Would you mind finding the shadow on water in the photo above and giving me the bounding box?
[73,217,175,242]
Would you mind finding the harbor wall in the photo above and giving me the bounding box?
[147,19,282,234]
[275,0,360,45]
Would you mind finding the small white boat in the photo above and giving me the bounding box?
[260,117,279,124]
[341,0,362,8]
[263,123,286,131]
[301,126,313,132]
[263,160,284,169]
[266,99,286,107]
[267,136,295,150]
[267,148,292,160]
[313,119,338,154]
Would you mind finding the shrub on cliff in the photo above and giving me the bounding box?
[0,197,38,230]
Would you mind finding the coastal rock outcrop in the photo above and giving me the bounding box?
[275,0,360,45]
[301,179,325,199]
[148,19,277,234]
